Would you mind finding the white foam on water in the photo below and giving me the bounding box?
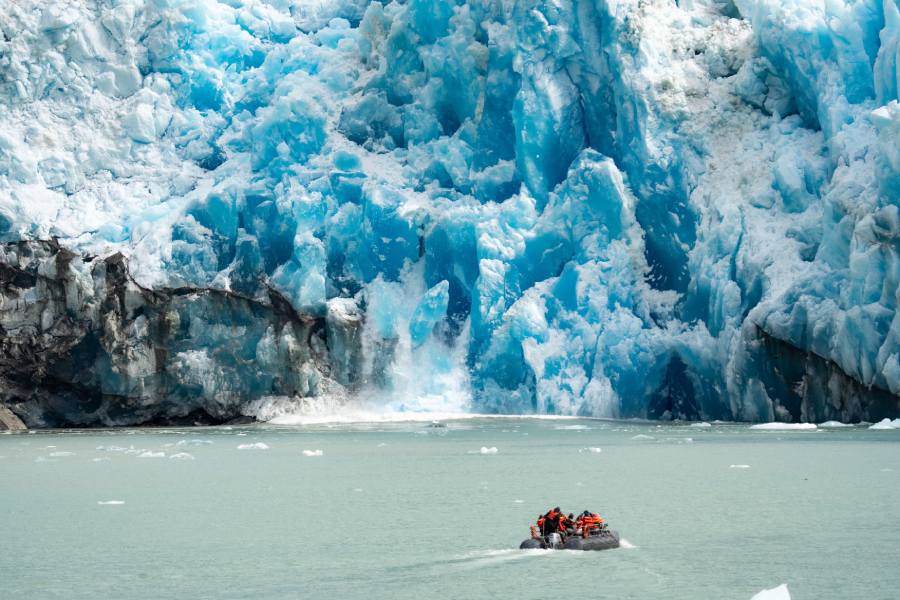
[619,538,637,549]
[97,500,125,505]
[48,451,74,457]
[751,584,791,600]
[750,423,817,430]
[237,443,269,450]
[818,421,853,428]
[376,443,388,447]
[137,451,165,458]
[730,464,751,469]
[690,422,712,428]
[168,452,195,460]
[631,434,655,441]
[513,499,524,503]
[869,418,900,430]
[92,457,110,462]
[302,449,323,457]
[580,447,602,453]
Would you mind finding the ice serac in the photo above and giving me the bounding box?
[0,0,898,426]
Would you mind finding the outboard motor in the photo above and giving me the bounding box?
[546,533,562,549]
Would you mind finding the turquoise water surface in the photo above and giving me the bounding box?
[1,418,898,599]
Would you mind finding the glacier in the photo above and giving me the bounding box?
[0,0,898,427]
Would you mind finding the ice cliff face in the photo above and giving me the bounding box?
[0,0,898,426]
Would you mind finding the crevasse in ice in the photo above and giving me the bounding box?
[0,0,898,423]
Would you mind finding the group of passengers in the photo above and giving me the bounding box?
[533,507,605,539]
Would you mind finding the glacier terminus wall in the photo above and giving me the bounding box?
[0,0,898,426]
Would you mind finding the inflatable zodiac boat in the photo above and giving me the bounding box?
[519,529,620,551]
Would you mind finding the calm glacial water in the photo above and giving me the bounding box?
[1,418,898,599]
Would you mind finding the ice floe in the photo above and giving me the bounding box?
[751,584,790,600]
[302,449,323,457]
[869,418,900,430]
[237,443,269,450]
[750,423,817,430]
[137,451,165,458]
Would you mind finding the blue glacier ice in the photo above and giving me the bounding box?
[0,0,898,426]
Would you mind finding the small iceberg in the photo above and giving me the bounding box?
[690,422,712,428]
[302,449,323,457]
[818,421,853,428]
[751,584,790,599]
[750,423,817,430]
[48,451,75,457]
[237,442,269,450]
[580,447,602,453]
[97,500,125,505]
[168,452,195,460]
[137,451,165,458]
[479,446,499,454]
[729,464,751,469]
[869,418,900,430]
[631,434,655,441]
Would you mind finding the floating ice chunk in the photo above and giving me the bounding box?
[168,452,195,460]
[730,464,751,469]
[97,500,125,505]
[751,584,791,600]
[869,418,900,430]
[237,443,269,450]
[138,451,165,458]
[176,439,213,446]
[302,449,323,456]
[691,422,712,428]
[631,434,655,441]
[479,446,499,454]
[818,421,853,428]
[555,425,591,430]
[750,423,817,430]
[514,499,524,503]
[49,451,74,457]
[376,443,388,447]
[96,445,129,452]
[580,447,602,453]
[92,457,110,462]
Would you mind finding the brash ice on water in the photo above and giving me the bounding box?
[0,0,899,427]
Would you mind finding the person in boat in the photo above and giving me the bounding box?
[560,513,576,535]
[578,510,604,535]
[540,507,563,536]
